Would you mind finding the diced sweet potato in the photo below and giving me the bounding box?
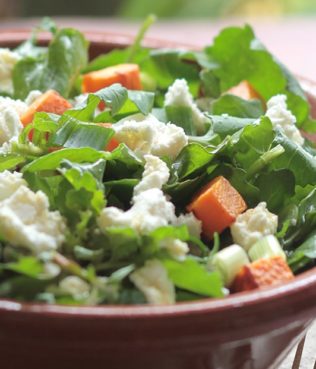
[20,90,72,126]
[97,123,119,152]
[187,176,247,238]
[227,80,261,101]
[82,63,142,93]
[232,256,294,293]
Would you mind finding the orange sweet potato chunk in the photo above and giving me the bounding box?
[227,80,261,101]
[82,63,142,93]
[20,90,72,126]
[232,256,294,293]
[187,176,247,238]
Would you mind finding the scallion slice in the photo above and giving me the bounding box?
[210,244,249,287]
[248,235,286,262]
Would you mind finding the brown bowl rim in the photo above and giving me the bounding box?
[0,29,315,320]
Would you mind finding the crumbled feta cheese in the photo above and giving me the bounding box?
[0,170,26,201]
[160,238,189,261]
[113,114,188,159]
[25,90,42,106]
[98,188,177,233]
[59,276,90,298]
[0,107,23,145]
[165,78,209,134]
[0,48,20,94]
[133,154,170,196]
[0,186,66,254]
[230,202,278,251]
[0,96,27,116]
[130,259,175,304]
[174,212,202,238]
[266,94,304,146]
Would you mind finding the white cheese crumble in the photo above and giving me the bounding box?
[130,259,175,304]
[160,238,189,261]
[230,202,278,251]
[0,107,23,145]
[0,185,66,254]
[164,78,209,134]
[266,94,304,146]
[0,48,20,94]
[174,212,202,238]
[0,170,26,201]
[98,188,176,234]
[59,276,90,298]
[113,114,188,159]
[133,154,170,195]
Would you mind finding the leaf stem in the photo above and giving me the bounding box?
[126,14,156,63]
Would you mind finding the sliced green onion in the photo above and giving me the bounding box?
[248,235,286,262]
[210,244,249,287]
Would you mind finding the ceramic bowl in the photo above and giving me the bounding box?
[0,30,315,369]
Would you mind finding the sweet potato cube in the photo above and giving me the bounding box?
[187,176,247,238]
[227,80,261,101]
[20,90,72,126]
[232,256,294,293]
[82,63,142,93]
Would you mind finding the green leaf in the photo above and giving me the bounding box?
[0,154,25,172]
[22,147,105,173]
[163,258,224,297]
[165,105,196,135]
[52,118,114,150]
[172,143,215,180]
[205,25,309,125]
[211,94,264,118]
[288,231,316,272]
[255,169,295,212]
[13,28,88,99]
[271,132,316,187]
[209,114,255,138]
[2,257,44,278]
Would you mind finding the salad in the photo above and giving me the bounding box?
[0,17,315,306]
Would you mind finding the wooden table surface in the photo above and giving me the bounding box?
[0,16,315,368]
[0,16,315,81]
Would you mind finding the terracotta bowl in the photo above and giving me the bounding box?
[0,30,316,369]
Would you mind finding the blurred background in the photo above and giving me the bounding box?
[0,0,315,79]
[0,0,316,18]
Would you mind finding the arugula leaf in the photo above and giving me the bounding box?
[2,257,44,278]
[52,118,114,150]
[163,257,224,298]
[172,143,215,180]
[288,231,316,272]
[13,28,88,99]
[271,132,316,187]
[204,25,309,125]
[22,147,105,173]
[165,105,196,135]
[209,114,255,138]
[255,169,295,212]
[211,94,264,118]
[142,49,200,96]
[0,154,25,172]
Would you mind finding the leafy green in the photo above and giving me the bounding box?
[13,28,88,99]
[52,118,114,150]
[211,94,264,118]
[204,25,310,126]
[163,258,224,298]
[288,231,316,272]
[22,147,105,173]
